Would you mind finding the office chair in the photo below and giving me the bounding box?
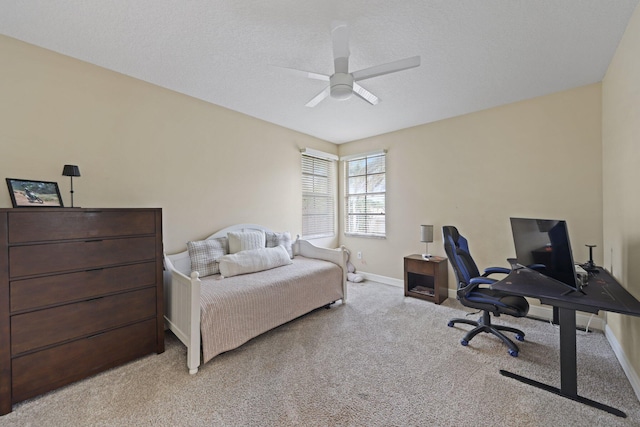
[442,225,529,357]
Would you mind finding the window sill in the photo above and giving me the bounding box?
[344,233,386,239]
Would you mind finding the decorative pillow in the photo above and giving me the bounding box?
[186,237,228,277]
[228,229,266,254]
[218,246,292,278]
[265,231,293,259]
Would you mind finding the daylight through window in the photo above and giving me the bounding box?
[345,153,386,237]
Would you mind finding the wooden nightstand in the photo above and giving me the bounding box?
[404,255,449,304]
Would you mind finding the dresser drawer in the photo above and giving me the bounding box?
[11,319,157,403]
[11,287,156,355]
[10,262,156,312]
[9,236,156,278]
[7,210,157,243]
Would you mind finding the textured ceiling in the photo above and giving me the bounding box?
[1,1,638,144]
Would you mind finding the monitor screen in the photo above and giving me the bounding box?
[510,217,579,291]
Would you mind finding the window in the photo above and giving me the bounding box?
[345,153,386,237]
[302,154,335,238]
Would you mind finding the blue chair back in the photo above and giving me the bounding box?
[442,226,481,290]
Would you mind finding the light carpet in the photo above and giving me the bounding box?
[3,281,639,426]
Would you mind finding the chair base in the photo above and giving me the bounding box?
[448,311,524,357]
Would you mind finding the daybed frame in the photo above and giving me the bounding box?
[163,224,347,374]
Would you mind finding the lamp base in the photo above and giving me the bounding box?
[422,253,431,260]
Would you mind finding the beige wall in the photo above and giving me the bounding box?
[338,84,603,286]
[602,4,640,381]
[3,20,638,391]
[0,36,338,253]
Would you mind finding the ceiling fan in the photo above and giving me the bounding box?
[282,22,421,107]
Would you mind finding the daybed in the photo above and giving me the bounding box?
[163,224,347,374]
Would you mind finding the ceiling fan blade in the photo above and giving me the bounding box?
[272,65,330,81]
[305,86,331,107]
[352,55,421,82]
[353,83,380,105]
[331,21,349,74]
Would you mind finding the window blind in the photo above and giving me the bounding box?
[302,154,335,238]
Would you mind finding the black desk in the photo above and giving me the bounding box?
[491,263,640,418]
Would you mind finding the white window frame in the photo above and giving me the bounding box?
[343,151,386,238]
[301,152,336,239]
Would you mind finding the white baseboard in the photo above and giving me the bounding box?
[359,271,604,330]
[525,304,605,331]
[358,271,404,288]
[605,325,640,402]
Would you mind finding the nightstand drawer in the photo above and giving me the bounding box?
[11,287,157,355]
[10,262,156,312]
[11,319,157,403]
[405,257,438,275]
[8,210,156,243]
[9,236,156,278]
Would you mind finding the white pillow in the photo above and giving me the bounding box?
[265,231,293,259]
[228,230,266,254]
[218,246,292,277]
[186,237,229,277]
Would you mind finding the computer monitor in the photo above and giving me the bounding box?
[510,217,582,293]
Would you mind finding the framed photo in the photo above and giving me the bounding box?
[6,178,64,208]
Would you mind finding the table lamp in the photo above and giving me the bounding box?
[62,164,81,207]
[421,225,433,260]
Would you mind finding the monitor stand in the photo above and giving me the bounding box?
[582,244,599,274]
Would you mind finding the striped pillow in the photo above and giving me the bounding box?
[228,230,266,254]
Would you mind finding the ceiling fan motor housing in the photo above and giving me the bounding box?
[330,73,354,100]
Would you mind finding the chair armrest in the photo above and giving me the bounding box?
[482,266,511,276]
[470,277,496,285]
[458,276,496,298]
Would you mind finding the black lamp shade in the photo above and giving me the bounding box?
[62,165,81,177]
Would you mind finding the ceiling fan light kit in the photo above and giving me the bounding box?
[281,21,421,107]
[330,73,354,100]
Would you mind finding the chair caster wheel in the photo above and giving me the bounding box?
[461,339,468,346]
[508,349,518,357]
[447,321,454,327]
[515,334,525,342]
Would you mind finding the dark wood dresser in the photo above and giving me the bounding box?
[0,208,164,415]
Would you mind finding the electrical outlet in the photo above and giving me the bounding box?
[357,251,362,259]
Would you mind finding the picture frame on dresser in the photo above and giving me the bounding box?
[6,178,64,208]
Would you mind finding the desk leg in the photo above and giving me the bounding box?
[499,306,626,418]
[558,307,577,396]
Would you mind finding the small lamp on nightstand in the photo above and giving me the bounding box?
[421,225,434,260]
[62,164,81,208]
